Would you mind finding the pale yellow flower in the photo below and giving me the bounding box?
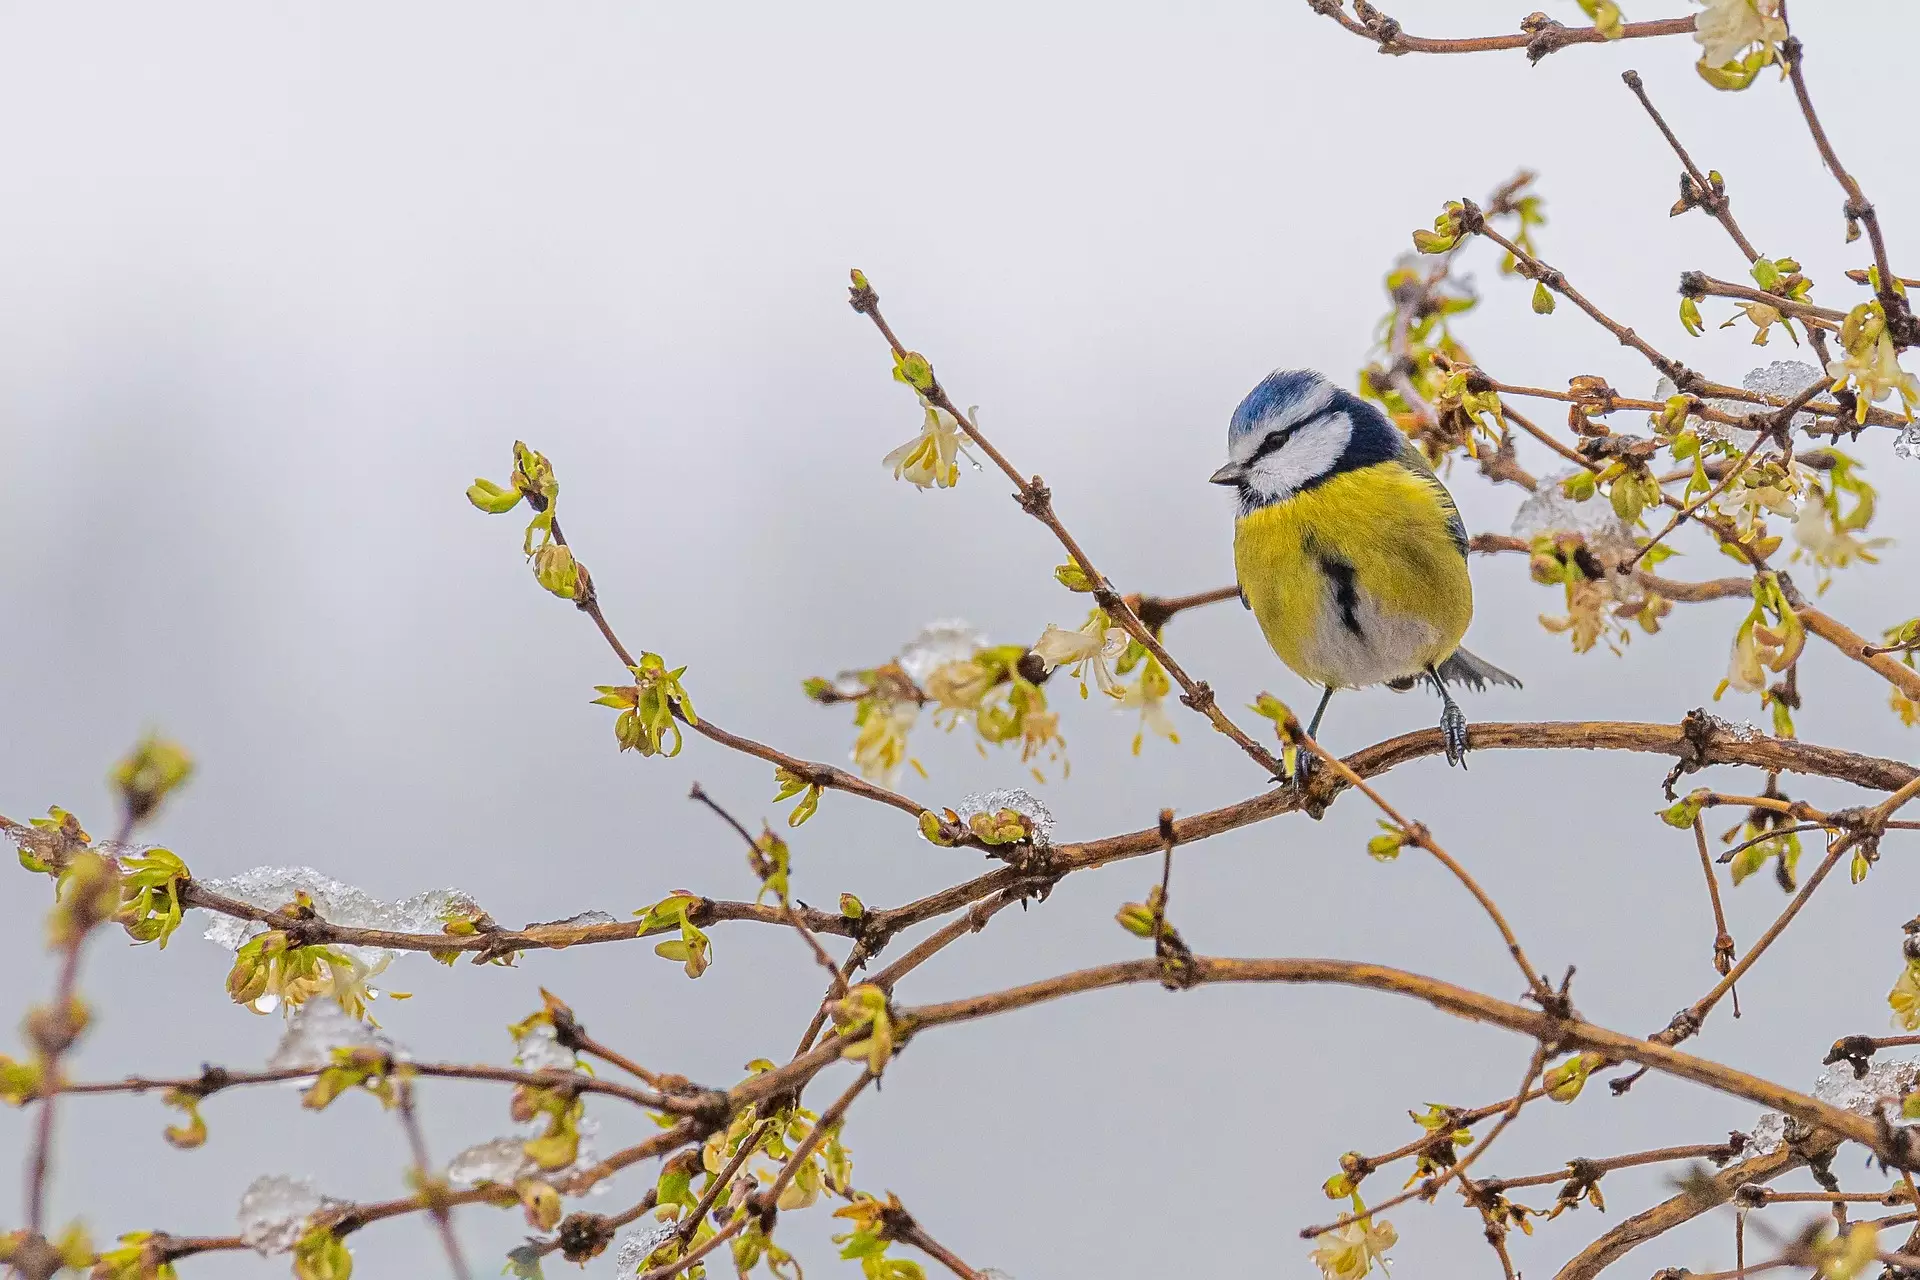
[1891,963,1920,1030]
[851,702,920,787]
[248,951,391,1019]
[923,659,995,716]
[1828,329,1920,422]
[1693,0,1786,68]
[1893,688,1920,729]
[1791,496,1888,571]
[1119,657,1179,754]
[1719,622,1769,696]
[1821,1223,1879,1280]
[1310,1217,1397,1280]
[882,401,977,489]
[1031,614,1128,699]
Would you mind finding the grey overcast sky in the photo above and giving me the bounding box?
[2,2,1917,1276]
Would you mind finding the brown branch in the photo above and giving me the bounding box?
[393,1076,473,1280]
[1304,1045,1546,1237]
[1307,2,1696,59]
[635,1213,745,1280]
[1781,32,1904,331]
[1488,377,1910,434]
[1780,578,1920,701]
[1299,735,1547,996]
[1621,69,1761,263]
[1480,1141,1741,1193]
[687,782,845,989]
[1691,817,1739,1009]
[897,957,1903,1160]
[1553,1135,1838,1280]
[545,514,936,826]
[888,1207,984,1280]
[848,275,1286,779]
[1689,273,1846,326]
[752,1069,872,1214]
[1130,584,1241,634]
[54,1059,694,1115]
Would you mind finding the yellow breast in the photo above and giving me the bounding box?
[1234,462,1474,689]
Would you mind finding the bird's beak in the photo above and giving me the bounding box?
[1208,461,1246,486]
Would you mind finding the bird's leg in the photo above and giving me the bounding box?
[1272,686,1337,787]
[1427,665,1469,768]
[1306,685,1335,740]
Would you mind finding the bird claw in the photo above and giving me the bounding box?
[1269,752,1317,789]
[1440,703,1469,768]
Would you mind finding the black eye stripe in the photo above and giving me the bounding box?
[1246,404,1337,465]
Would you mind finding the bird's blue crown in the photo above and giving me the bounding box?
[1228,369,1339,446]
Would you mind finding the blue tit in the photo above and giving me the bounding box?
[1208,368,1518,767]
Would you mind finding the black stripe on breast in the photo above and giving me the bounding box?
[1318,556,1364,638]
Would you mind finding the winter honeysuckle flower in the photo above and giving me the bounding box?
[1693,0,1786,70]
[1310,1216,1397,1280]
[1119,655,1179,754]
[1791,494,1888,574]
[1031,612,1128,699]
[883,400,978,489]
[922,658,995,717]
[1721,620,1769,697]
[1891,962,1920,1030]
[1828,324,1920,423]
[851,700,921,787]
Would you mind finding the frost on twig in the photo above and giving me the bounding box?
[236,1174,344,1255]
[612,1220,680,1272]
[1745,1056,1920,1154]
[267,998,406,1072]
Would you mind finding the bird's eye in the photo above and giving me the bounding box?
[1247,427,1294,464]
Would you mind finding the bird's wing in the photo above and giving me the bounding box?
[1394,439,1470,559]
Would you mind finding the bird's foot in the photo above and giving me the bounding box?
[1269,750,1318,789]
[1440,703,1469,769]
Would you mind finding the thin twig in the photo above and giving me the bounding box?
[393,1076,473,1280]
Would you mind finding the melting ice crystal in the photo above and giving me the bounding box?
[955,788,1054,847]
[897,620,987,686]
[237,1175,340,1255]
[1745,1056,1920,1154]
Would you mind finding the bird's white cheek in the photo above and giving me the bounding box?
[1245,417,1352,503]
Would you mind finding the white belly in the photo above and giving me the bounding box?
[1300,579,1442,689]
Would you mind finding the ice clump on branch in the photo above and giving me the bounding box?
[1652,361,1820,451]
[897,619,987,686]
[954,787,1054,847]
[528,909,617,929]
[514,1022,580,1073]
[1745,1056,1920,1155]
[237,1174,342,1255]
[613,1221,680,1271]
[449,1120,607,1193]
[267,998,404,1072]
[1896,423,1920,460]
[446,1137,534,1188]
[1511,473,1636,555]
[198,866,479,968]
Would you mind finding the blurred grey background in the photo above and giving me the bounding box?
[2,2,1917,1275]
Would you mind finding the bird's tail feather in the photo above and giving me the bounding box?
[1434,647,1522,692]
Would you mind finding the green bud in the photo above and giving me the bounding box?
[1680,295,1705,336]
[1054,562,1094,592]
[532,543,580,599]
[466,477,524,514]
[892,350,935,392]
[917,810,955,846]
[1531,280,1556,315]
[1658,789,1710,829]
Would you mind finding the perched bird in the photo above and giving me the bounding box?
[1209,368,1518,767]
